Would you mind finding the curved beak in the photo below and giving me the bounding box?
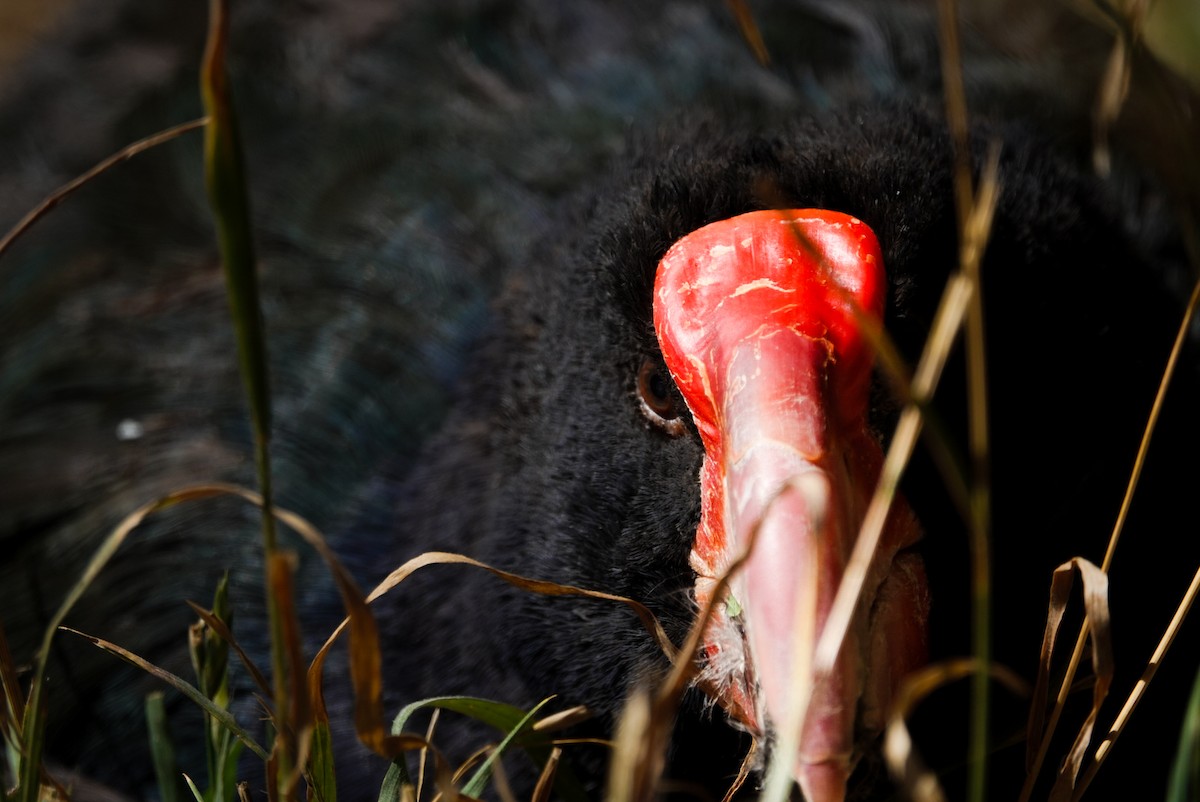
[654,210,928,802]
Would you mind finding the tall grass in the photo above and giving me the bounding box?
[0,1,1197,801]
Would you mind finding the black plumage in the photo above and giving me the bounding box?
[2,2,1198,801]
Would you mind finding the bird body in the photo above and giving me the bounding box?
[2,2,1198,801]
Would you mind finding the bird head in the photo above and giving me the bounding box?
[653,209,929,802]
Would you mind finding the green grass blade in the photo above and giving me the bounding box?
[199,0,271,452]
[380,696,589,802]
[308,718,338,802]
[184,773,206,802]
[215,730,245,802]
[146,692,185,802]
[382,695,541,796]
[460,697,553,798]
[1167,664,1200,802]
[14,700,46,802]
[200,1,286,794]
[391,696,542,737]
[377,759,412,802]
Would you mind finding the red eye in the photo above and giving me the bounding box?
[637,357,686,436]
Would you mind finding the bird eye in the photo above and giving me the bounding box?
[637,357,686,436]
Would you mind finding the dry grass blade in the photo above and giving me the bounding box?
[814,283,966,672]
[1025,558,1106,767]
[1022,272,1200,800]
[15,483,236,802]
[417,708,441,802]
[277,521,420,761]
[14,477,419,787]
[477,748,517,802]
[1030,559,1113,802]
[59,627,268,761]
[769,194,981,540]
[532,706,591,733]
[136,478,409,769]
[1097,274,1200,575]
[1073,561,1200,800]
[776,190,980,535]
[608,684,673,802]
[44,477,422,774]
[959,141,1002,802]
[936,0,1003,793]
[1090,0,1148,175]
[530,746,563,802]
[935,0,973,234]
[186,602,272,700]
[0,16,211,802]
[719,739,757,802]
[306,543,679,765]
[0,621,50,801]
[666,510,758,701]
[814,143,1001,717]
[449,744,490,788]
[0,117,207,262]
[376,731,452,802]
[305,545,670,773]
[266,752,279,802]
[885,659,1027,802]
[1093,34,1131,175]
[370,553,675,662]
[605,688,655,802]
[726,0,770,66]
[269,552,315,797]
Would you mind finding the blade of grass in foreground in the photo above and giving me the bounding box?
[200,0,289,795]
[146,692,186,802]
[200,0,271,456]
[14,484,236,802]
[934,3,1000,799]
[1167,664,1200,802]
[884,659,1027,800]
[0,118,206,262]
[380,696,588,802]
[189,573,250,802]
[63,627,268,762]
[461,698,553,798]
[1023,274,1200,800]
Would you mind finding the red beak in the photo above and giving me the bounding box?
[653,210,929,802]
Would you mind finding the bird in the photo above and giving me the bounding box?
[1,1,1198,801]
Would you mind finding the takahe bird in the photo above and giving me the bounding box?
[2,1,1198,801]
